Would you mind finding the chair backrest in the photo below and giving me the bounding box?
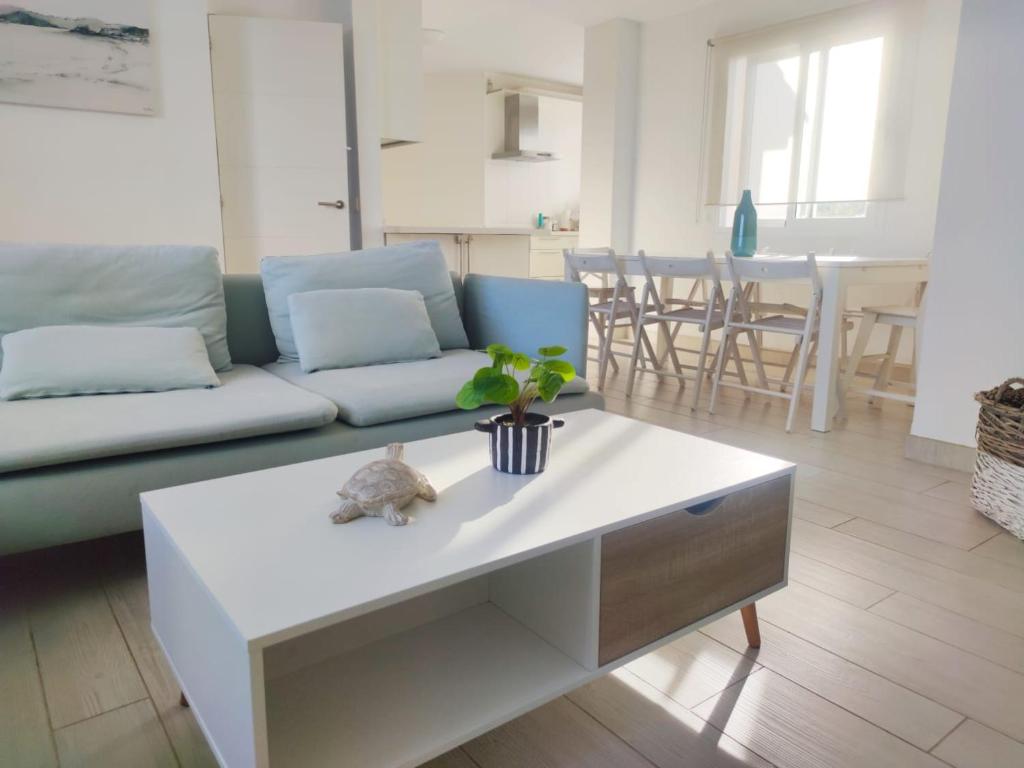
[636,250,723,312]
[726,251,823,295]
[563,248,624,283]
[639,251,718,280]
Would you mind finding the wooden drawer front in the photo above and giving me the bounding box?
[598,475,791,666]
[530,249,566,277]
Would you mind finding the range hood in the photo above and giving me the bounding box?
[492,93,558,162]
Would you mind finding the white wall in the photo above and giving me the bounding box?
[381,73,583,229]
[0,0,223,249]
[0,0,386,255]
[911,0,1024,447]
[484,94,582,229]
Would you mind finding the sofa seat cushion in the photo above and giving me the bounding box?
[265,349,590,427]
[0,365,338,474]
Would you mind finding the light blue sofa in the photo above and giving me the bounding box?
[0,271,602,555]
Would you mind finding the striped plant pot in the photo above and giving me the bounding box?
[475,413,565,475]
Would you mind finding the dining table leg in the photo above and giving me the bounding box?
[811,268,845,432]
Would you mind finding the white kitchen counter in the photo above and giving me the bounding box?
[384,225,579,237]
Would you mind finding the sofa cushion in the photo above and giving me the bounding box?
[0,365,337,474]
[265,350,589,427]
[260,241,469,361]
[0,243,232,371]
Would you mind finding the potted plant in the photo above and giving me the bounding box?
[456,343,576,474]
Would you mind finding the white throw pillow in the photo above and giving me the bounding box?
[288,288,442,373]
[0,326,221,400]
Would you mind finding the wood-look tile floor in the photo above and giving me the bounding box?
[3,363,1024,768]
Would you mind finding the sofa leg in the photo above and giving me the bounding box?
[179,692,190,708]
[740,603,761,649]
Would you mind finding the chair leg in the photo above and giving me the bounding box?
[594,314,621,374]
[661,321,685,379]
[729,337,750,387]
[841,321,849,373]
[590,313,608,371]
[786,333,814,433]
[840,311,876,411]
[746,330,770,389]
[597,314,616,390]
[872,325,903,404]
[708,329,731,415]
[625,321,645,398]
[691,323,713,411]
[639,326,662,376]
[779,346,800,394]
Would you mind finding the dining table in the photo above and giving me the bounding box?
[612,253,929,433]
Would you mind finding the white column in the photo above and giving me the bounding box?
[911,0,1024,449]
[579,19,641,254]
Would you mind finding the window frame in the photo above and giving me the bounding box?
[712,9,901,234]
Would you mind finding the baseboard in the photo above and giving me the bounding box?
[904,434,977,473]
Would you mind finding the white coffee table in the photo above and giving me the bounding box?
[143,409,794,768]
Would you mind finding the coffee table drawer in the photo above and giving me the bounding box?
[598,474,791,665]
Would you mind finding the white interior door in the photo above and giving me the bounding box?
[210,15,350,274]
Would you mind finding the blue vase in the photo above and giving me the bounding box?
[731,190,757,257]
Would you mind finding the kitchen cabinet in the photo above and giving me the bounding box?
[384,229,578,279]
[529,233,578,279]
[377,0,422,147]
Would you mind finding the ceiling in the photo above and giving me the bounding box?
[511,0,715,25]
[421,0,714,86]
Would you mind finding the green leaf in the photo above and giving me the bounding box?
[538,345,567,358]
[510,352,532,371]
[536,369,565,402]
[539,359,575,382]
[455,380,486,410]
[486,343,512,361]
[473,368,520,404]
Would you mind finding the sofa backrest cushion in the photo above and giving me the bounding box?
[221,271,466,367]
[260,241,470,362]
[0,243,232,371]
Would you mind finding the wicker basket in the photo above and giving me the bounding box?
[971,378,1024,539]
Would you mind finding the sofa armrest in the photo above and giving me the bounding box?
[461,275,588,376]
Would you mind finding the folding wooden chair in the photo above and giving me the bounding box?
[710,252,823,432]
[564,248,659,390]
[626,251,746,410]
[840,283,926,411]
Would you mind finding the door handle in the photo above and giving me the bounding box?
[317,200,346,209]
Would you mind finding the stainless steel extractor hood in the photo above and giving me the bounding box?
[491,93,558,162]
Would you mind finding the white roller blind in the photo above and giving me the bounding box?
[701,0,924,209]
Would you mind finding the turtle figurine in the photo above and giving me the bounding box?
[331,443,437,526]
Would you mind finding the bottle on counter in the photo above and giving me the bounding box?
[561,206,573,231]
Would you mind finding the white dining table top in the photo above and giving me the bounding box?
[627,253,928,269]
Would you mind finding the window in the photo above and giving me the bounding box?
[702,0,921,227]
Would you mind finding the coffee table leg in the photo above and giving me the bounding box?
[740,603,761,648]
[179,692,189,708]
